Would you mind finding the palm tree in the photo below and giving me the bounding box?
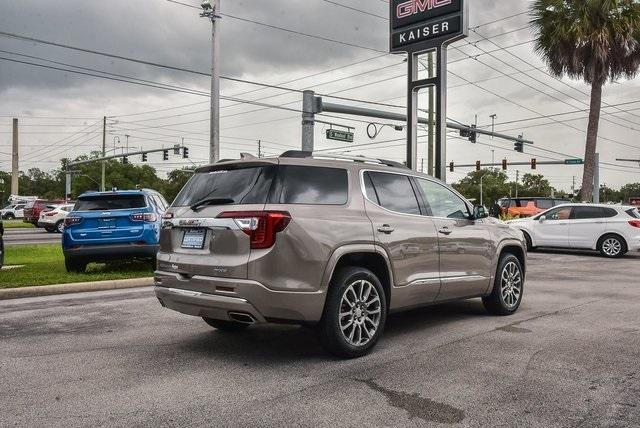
[532,0,640,202]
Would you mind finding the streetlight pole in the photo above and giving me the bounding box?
[201,0,221,165]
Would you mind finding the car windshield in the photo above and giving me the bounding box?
[74,195,147,211]
[626,208,640,219]
[173,165,275,207]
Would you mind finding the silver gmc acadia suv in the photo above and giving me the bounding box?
[155,152,526,358]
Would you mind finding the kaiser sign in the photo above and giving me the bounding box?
[390,0,468,53]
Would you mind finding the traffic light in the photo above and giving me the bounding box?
[122,156,128,164]
[141,153,148,162]
[173,144,181,155]
[182,147,189,159]
[514,141,524,153]
[162,150,169,161]
[449,162,454,173]
[476,161,481,171]
[531,158,537,170]
[468,124,477,144]
[502,159,508,170]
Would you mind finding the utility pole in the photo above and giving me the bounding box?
[101,116,106,192]
[515,170,519,198]
[258,140,262,158]
[301,90,316,152]
[489,114,497,138]
[427,52,434,176]
[201,0,221,164]
[420,158,424,173]
[11,118,18,195]
[125,134,130,154]
[479,173,484,206]
[572,176,576,198]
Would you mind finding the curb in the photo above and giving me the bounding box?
[0,277,154,300]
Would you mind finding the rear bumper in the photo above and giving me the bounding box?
[64,243,158,259]
[154,271,326,323]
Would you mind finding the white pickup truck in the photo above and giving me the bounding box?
[1,203,26,220]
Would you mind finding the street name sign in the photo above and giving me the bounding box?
[326,129,354,143]
[565,159,584,165]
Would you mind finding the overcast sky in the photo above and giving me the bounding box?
[1,0,639,192]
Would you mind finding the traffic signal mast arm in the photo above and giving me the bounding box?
[65,146,188,169]
[450,159,582,170]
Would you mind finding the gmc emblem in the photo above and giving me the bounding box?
[397,0,452,19]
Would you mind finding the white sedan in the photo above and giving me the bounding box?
[508,204,640,258]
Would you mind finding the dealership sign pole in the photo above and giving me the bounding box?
[390,0,468,179]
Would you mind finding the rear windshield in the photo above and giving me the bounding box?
[75,195,147,211]
[626,208,640,219]
[173,166,276,207]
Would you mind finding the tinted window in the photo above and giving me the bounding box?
[278,166,348,205]
[536,199,554,210]
[364,173,379,205]
[603,208,618,218]
[75,195,147,211]
[626,208,640,219]
[572,206,605,220]
[418,179,469,219]
[366,172,420,215]
[173,165,275,207]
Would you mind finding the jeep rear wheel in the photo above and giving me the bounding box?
[202,318,250,332]
[483,254,524,316]
[318,267,387,358]
[4,213,15,220]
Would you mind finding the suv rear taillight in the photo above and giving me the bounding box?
[130,213,158,222]
[65,217,83,227]
[218,211,291,249]
[44,211,57,217]
[629,220,640,228]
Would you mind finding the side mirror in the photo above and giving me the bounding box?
[473,205,489,220]
[539,215,546,223]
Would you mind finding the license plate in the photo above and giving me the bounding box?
[181,228,207,249]
[99,218,116,229]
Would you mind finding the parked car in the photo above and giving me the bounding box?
[630,197,640,207]
[62,189,167,272]
[37,204,75,233]
[0,220,4,269]
[1,203,25,220]
[154,152,527,358]
[498,197,571,218]
[508,204,640,258]
[23,199,65,226]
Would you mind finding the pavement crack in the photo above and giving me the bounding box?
[358,378,465,424]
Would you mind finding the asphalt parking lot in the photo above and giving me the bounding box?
[1,251,639,427]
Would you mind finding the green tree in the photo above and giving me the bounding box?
[518,173,553,197]
[452,169,511,206]
[532,0,640,202]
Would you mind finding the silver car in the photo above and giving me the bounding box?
[155,152,527,358]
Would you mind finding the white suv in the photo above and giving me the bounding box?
[508,204,640,257]
[38,204,75,233]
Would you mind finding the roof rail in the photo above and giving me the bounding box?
[279,151,408,169]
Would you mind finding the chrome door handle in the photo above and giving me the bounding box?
[438,228,452,235]
[377,225,395,234]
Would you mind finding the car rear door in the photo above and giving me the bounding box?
[415,178,492,301]
[533,206,573,247]
[568,206,609,249]
[363,171,441,306]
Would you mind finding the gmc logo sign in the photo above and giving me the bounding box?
[396,0,452,19]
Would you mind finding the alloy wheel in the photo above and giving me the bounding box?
[500,261,522,309]
[602,238,622,257]
[339,279,381,347]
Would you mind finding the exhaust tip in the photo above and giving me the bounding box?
[228,312,256,324]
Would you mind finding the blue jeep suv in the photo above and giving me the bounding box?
[63,189,168,272]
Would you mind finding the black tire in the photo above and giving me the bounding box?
[483,253,524,316]
[55,220,65,234]
[597,234,627,258]
[202,317,250,332]
[522,231,535,252]
[318,266,387,359]
[44,226,56,233]
[4,213,15,220]
[65,257,87,273]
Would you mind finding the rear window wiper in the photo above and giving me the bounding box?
[190,198,235,211]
